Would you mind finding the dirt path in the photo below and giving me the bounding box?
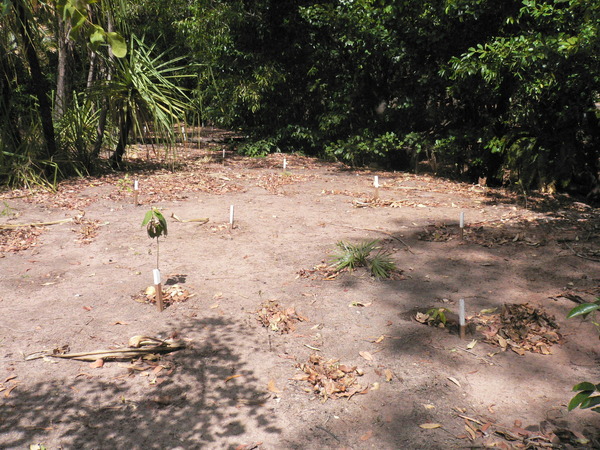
[1,142,600,449]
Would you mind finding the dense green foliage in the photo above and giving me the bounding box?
[2,0,599,195]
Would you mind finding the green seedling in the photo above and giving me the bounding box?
[426,307,448,326]
[142,207,168,270]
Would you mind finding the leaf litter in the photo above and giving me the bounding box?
[473,303,561,355]
[133,284,193,307]
[293,353,368,401]
[256,300,307,333]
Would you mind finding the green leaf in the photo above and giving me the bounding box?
[141,210,153,226]
[568,390,593,411]
[106,32,127,58]
[580,395,600,409]
[573,382,596,392]
[567,303,600,319]
[153,209,168,236]
[89,26,105,47]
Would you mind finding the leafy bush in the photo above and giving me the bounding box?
[332,240,397,279]
[567,298,600,413]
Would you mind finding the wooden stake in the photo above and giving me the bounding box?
[373,176,380,199]
[459,298,466,339]
[459,211,465,240]
[153,269,164,312]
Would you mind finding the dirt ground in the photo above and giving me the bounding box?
[1,135,600,449]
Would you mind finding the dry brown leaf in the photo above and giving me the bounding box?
[464,424,477,440]
[225,374,242,383]
[90,358,104,369]
[267,379,282,393]
[374,335,385,344]
[419,423,442,429]
[359,430,373,441]
[4,385,17,398]
[384,369,394,382]
[359,351,374,361]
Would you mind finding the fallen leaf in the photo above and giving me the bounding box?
[349,301,372,307]
[359,351,374,361]
[113,321,129,325]
[447,377,461,387]
[423,404,435,409]
[371,382,380,390]
[374,335,385,344]
[384,369,394,382]
[359,430,373,441]
[90,359,104,369]
[225,374,242,382]
[464,424,477,440]
[267,379,282,393]
[4,376,17,383]
[83,306,93,311]
[419,423,442,429]
[4,385,17,398]
[466,339,478,349]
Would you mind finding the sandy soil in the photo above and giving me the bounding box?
[1,137,600,449]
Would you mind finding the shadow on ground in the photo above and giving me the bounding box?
[1,317,281,449]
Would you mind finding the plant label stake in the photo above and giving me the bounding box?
[230,205,234,229]
[133,180,139,206]
[153,268,164,312]
[459,298,466,339]
[223,148,226,163]
[283,157,287,171]
[373,176,380,199]
[459,211,465,240]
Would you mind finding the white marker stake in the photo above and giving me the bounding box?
[373,176,380,199]
[153,269,164,312]
[230,205,234,229]
[283,157,287,171]
[459,298,466,339]
[459,211,465,240]
[223,147,226,163]
[133,180,139,206]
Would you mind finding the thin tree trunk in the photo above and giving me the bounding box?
[14,0,56,158]
[54,15,72,119]
[110,111,132,168]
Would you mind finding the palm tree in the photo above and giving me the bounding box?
[94,35,191,168]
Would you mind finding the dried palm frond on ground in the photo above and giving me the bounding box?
[257,300,307,333]
[294,354,368,401]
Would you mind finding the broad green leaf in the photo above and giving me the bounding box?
[573,382,596,392]
[568,390,593,411]
[567,303,600,319]
[580,395,600,409]
[141,210,153,226]
[89,27,105,46]
[106,32,127,58]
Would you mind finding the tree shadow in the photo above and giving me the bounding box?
[1,317,281,449]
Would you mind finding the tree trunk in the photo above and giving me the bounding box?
[54,15,73,119]
[14,0,56,159]
[110,111,132,169]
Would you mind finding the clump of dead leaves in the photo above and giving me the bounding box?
[296,262,340,280]
[133,284,193,307]
[474,303,561,355]
[0,226,42,253]
[256,300,307,333]
[293,354,368,401]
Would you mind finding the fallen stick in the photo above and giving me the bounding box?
[25,336,185,361]
[564,242,600,262]
[170,213,209,224]
[0,218,72,229]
